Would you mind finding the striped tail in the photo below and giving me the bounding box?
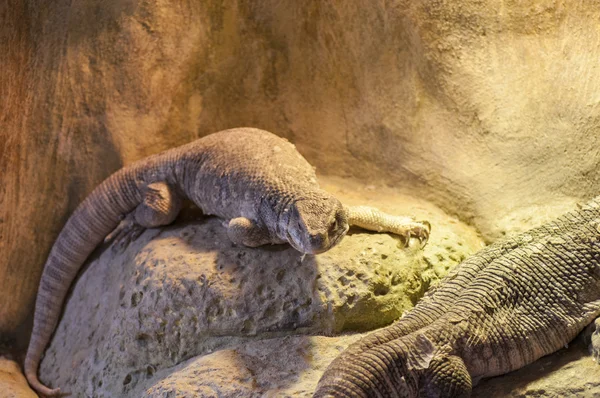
[24,167,143,396]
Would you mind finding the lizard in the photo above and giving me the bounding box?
[24,127,431,396]
[314,197,600,397]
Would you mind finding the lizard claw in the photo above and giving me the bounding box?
[586,318,600,363]
[418,221,432,248]
[105,215,145,253]
[401,220,431,249]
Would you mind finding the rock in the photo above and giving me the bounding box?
[0,356,37,398]
[38,176,481,397]
[137,335,364,398]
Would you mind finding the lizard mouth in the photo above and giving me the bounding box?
[286,231,325,254]
[286,230,306,253]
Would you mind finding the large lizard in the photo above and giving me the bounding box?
[24,127,430,396]
[314,198,600,397]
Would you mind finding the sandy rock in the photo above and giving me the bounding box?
[137,335,364,398]
[0,357,37,398]
[38,177,481,396]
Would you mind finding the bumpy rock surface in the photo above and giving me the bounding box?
[38,177,482,397]
[137,335,365,397]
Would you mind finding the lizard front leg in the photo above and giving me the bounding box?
[106,181,182,250]
[227,217,284,247]
[345,205,431,248]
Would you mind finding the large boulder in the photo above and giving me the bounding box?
[38,176,482,397]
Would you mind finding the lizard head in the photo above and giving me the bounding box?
[286,193,349,254]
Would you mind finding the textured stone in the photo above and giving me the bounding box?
[38,176,481,397]
[137,335,364,398]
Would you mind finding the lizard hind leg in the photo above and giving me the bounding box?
[345,205,431,248]
[106,182,182,251]
[134,182,182,227]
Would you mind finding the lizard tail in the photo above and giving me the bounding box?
[24,167,145,396]
[24,343,60,396]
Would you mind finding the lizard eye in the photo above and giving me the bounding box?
[330,219,338,232]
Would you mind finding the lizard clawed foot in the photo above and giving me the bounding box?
[345,206,432,250]
[398,220,431,249]
[105,214,145,253]
[586,318,600,362]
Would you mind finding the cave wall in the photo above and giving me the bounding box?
[3,0,600,345]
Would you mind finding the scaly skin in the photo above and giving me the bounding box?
[25,128,430,396]
[315,199,600,397]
